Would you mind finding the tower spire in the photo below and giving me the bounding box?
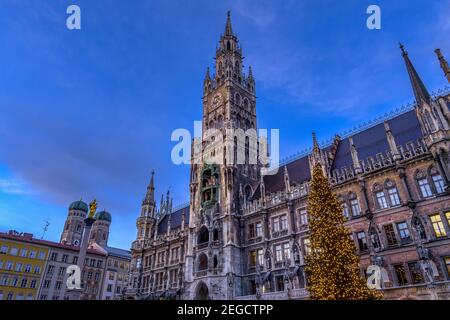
[400,43,431,104]
[225,10,233,36]
[435,49,450,83]
[143,170,155,205]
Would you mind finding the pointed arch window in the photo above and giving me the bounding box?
[385,180,401,206]
[416,170,433,198]
[374,184,388,209]
[430,166,445,194]
[348,192,361,216]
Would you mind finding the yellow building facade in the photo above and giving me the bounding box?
[0,232,49,300]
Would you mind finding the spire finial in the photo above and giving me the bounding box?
[312,131,320,151]
[400,43,431,104]
[399,42,407,56]
[225,10,233,36]
[435,48,450,84]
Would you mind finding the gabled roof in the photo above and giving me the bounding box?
[257,108,424,196]
[157,205,190,234]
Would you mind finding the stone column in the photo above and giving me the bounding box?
[66,216,96,300]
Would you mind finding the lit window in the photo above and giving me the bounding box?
[430,214,447,238]
[418,178,433,198]
[394,264,408,286]
[445,257,450,279]
[249,250,257,267]
[433,175,445,194]
[384,224,398,246]
[408,262,424,284]
[376,191,388,209]
[388,187,400,206]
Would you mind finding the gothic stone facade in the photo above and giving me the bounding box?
[128,13,450,300]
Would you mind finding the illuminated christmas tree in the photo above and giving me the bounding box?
[305,164,382,300]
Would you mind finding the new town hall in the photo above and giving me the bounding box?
[126,13,450,300]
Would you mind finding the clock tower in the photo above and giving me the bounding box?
[184,11,260,299]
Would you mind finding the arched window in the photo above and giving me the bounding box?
[348,192,361,217]
[429,166,445,194]
[213,228,219,241]
[235,93,241,106]
[197,253,208,271]
[213,255,218,269]
[197,226,209,245]
[373,183,388,209]
[243,98,249,111]
[415,170,433,198]
[385,180,401,206]
[227,41,231,50]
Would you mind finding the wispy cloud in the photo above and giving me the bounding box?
[0,179,27,195]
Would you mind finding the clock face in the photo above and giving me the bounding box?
[211,93,223,109]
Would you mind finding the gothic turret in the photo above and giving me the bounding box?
[136,171,158,241]
[401,44,450,187]
[435,49,450,83]
[400,43,431,105]
[141,171,156,218]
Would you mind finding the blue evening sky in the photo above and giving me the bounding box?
[0,0,449,249]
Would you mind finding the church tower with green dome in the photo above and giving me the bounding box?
[90,210,112,246]
[60,200,89,246]
[61,199,112,247]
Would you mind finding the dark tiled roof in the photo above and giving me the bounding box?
[101,246,131,259]
[157,205,190,234]
[263,155,311,194]
[260,109,424,195]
